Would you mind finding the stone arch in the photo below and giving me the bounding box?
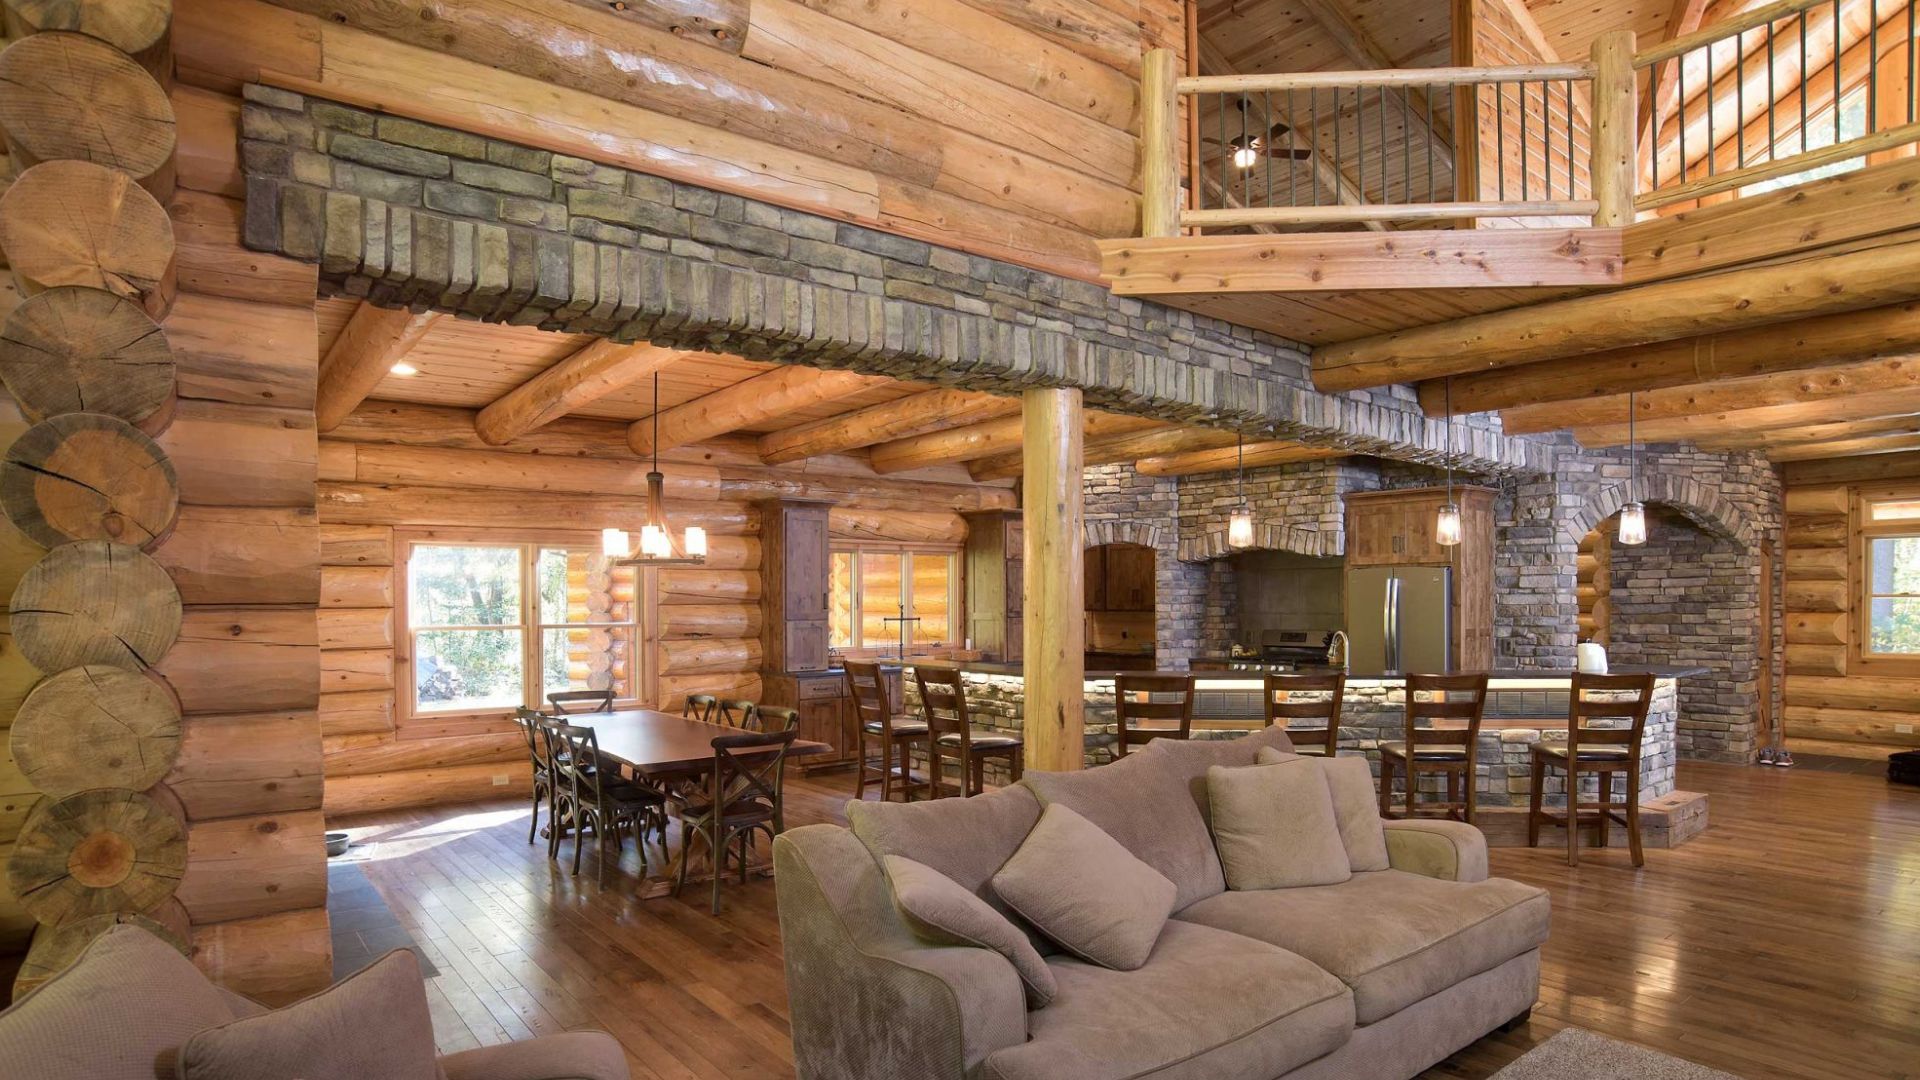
[1176,523,1341,563]
[1085,520,1162,551]
[1564,474,1757,550]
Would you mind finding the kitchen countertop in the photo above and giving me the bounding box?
[894,661,1711,681]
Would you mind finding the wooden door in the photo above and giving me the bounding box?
[783,505,830,620]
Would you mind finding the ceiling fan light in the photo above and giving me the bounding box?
[1231,144,1260,170]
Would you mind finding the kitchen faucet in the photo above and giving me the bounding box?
[1327,630,1350,671]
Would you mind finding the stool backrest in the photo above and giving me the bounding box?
[1568,671,1655,759]
[1403,673,1489,751]
[1114,674,1195,756]
[845,661,898,737]
[1264,672,1345,754]
[914,663,972,745]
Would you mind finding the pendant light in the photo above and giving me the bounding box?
[1435,377,1463,547]
[615,372,708,567]
[1617,389,1648,546]
[1227,432,1255,549]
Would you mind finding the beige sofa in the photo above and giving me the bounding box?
[774,726,1548,1080]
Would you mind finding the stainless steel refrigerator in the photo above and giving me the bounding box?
[1346,566,1452,676]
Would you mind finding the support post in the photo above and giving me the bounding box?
[1449,0,1482,229]
[1141,48,1181,238]
[1022,388,1085,771]
[1590,30,1639,226]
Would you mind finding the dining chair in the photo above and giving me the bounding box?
[848,661,930,801]
[672,727,799,913]
[540,719,668,886]
[1378,673,1490,823]
[512,707,558,846]
[718,698,758,729]
[683,694,718,724]
[1113,673,1195,758]
[755,706,800,733]
[1264,672,1346,756]
[1529,671,1656,867]
[913,663,1021,797]
[547,689,615,715]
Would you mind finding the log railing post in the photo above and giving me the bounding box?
[1141,48,1181,237]
[1590,30,1638,227]
[1021,387,1085,771]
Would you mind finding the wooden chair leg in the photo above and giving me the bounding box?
[1527,753,1545,847]
[1565,764,1581,867]
[1404,760,1418,820]
[1626,770,1645,867]
[1463,750,1478,825]
[1445,769,1459,817]
[1010,748,1024,783]
[528,781,542,845]
[970,752,985,797]
[853,731,870,799]
[1596,770,1613,849]
[1378,755,1395,817]
[880,736,894,802]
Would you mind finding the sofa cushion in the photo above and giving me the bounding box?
[847,782,1038,895]
[981,920,1353,1080]
[439,1030,630,1080]
[884,854,1057,1007]
[1258,746,1389,872]
[992,804,1176,971]
[1174,869,1550,1024]
[180,948,441,1080]
[0,924,233,1080]
[1208,757,1352,890]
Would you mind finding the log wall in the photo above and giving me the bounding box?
[315,405,1012,816]
[171,0,1184,282]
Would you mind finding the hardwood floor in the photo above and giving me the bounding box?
[328,762,1920,1080]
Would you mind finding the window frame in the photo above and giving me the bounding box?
[828,542,963,658]
[1852,484,1920,676]
[395,528,656,733]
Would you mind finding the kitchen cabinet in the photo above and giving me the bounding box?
[760,500,855,769]
[964,510,1023,661]
[1344,486,1495,672]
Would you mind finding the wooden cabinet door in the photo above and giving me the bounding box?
[796,700,842,758]
[783,505,830,620]
[784,619,829,673]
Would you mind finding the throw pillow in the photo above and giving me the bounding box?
[884,854,1057,1007]
[1258,746,1390,871]
[1209,757,1352,889]
[990,804,1177,971]
[180,949,441,1080]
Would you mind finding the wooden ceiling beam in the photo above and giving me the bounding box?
[1421,299,1920,415]
[1768,432,1920,461]
[756,388,1018,464]
[1506,353,1920,435]
[628,365,877,456]
[1784,448,1920,485]
[872,411,1161,475]
[1695,412,1920,451]
[315,302,440,432]
[1313,238,1920,391]
[1569,382,1920,447]
[1134,440,1346,476]
[966,423,1237,482]
[474,338,685,445]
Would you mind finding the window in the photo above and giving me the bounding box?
[1862,490,1920,663]
[404,539,641,717]
[828,547,959,654]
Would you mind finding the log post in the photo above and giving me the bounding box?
[1021,387,1084,772]
[1140,48,1181,238]
[0,287,176,426]
[0,31,178,200]
[2,0,174,83]
[1590,30,1638,227]
[0,161,178,320]
[314,303,440,432]
[1,413,181,548]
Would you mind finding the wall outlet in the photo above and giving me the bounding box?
[1896,723,1915,735]
[492,773,510,786]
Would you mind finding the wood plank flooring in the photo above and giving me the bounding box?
[328,762,1920,1080]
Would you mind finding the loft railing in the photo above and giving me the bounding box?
[1140,37,1638,234]
[1637,0,1920,211]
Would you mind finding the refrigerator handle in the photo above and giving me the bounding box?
[1384,575,1400,673]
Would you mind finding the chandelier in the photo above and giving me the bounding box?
[609,372,707,567]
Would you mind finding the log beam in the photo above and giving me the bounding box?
[1784,450,1920,486]
[870,411,1160,475]
[1021,388,1083,772]
[967,424,1235,482]
[474,339,682,445]
[1696,413,1920,452]
[1424,300,1920,415]
[1313,240,1920,391]
[1768,433,1920,462]
[628,366,874,456]
[1134,441,1345,477]
[1570,384,1920,447]
[1509,354,1920,436]
[756,388,1017,464]
[314,303,439,432]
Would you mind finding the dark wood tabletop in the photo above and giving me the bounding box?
[581,710,829,776]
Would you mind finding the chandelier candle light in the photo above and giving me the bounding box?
[610,372,708,567]
[1228,432,1255,549]
[1435,378,1462,547]
[1617,390,1648,546]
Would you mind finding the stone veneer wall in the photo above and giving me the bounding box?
[236,84,1548,475]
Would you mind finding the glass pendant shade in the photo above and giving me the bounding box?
[1228,507,1255,549]
[1435,503,1463,547]
[684,526,707,558]
[1617,501,1648,546]
[640,524,670,558]
[601,527,630,558]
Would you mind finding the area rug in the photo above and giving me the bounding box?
[1491,1029,1743,1079]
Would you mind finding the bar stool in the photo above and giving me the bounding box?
[1264,672,1345,756]
[849,661,931,801]
[914,663,1022,797]
[1378,673,1489,823]
[1113,673,1195,758]
[1529,671,1656,867]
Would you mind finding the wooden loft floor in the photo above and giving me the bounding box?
[328,761,1920,1079]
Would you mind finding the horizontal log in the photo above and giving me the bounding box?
[475,340,684,446]
[1782,705,1920,745]
[157,398,319,509]
[320,524,393,567]
[631,367,880,456]
[0,286,177,426]
[1103,230,1621,294]
[318,483,756,535]
[162,289,318,410]
[316,303,439,433]
[177,810,328,924]
[0,412,179,549]
[0,31,178,198]
[1,744,40,846]
[972,424,1231,481]
[657,568,760,605]
[173,85,243,199]
[1784,643,1847,677]
[757,389,1017,465]
[11,541,182,672]
[166,710,324,821]
[318,689,392,737]
[1783,580,1847,614]
[317,607,392,650]
[11,665,182,797]
[168,189,319,306]
[325,441,723,501]
[657,603,760,641]
[322,761,531,817]
[1783,611,1848,646]
[320,565,392,609]
[1784,450,1920,487]
[1785,547,1848,582]
[1786,674,1920,712]
[188,906,333,1008]
[321,730,521,778]
[3,0,176,77]
[1768,433,1920,462]
[659,636,759,676]
[716,470,1013,514]
[1509,355,1920,437]
[656,670,760,713]
[155,605,319,714]
[151,505,320,606]
[1784,486,1851,515]
[8,787,186,924]
[0,160,178,320]
[321,648,391,694]
[1133,441,1344,477]
[829,508,965,544]
[1785,515,1848,549]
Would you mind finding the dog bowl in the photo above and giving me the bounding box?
[325,831,351,857]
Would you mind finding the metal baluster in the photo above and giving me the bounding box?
[1521,79,1529,200]
[1359,87,1368,208]
[1564,79,1574,201]
[1767,20,1776,164]
[1217,91,1227,213]
[1426,83,1435,205]
[1380,86,1391,206]
[1264,90,1274,210]
[1910,0,1916,125]
[1288,87,1298,207]
[1403,87,1412,207]
[1315,89,1324,207]
[1652,60,1662,191]
[1800,13,1809,155]
[1835,0,1843,146]
[1736,29,1746,169]
[1871,1,1880,134]
[1239,90,1251,206]
[1497,82,1507,200]
[1679,59,1687,183]
[1707,40,1715,176]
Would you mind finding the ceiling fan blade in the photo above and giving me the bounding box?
[1266,122,1292,141]
[1267,148,1314,160]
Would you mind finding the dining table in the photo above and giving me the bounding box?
[572,709,830,898]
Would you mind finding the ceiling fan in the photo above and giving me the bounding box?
[1202,100,1313,169]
